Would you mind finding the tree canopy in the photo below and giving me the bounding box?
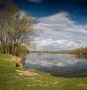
[0,0,34,56]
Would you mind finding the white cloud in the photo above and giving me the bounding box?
[39,12,70,24]
[32,39,78,47]
[31,12,87,51]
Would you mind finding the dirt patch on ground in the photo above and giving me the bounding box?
[27,81,59,87]
[77,83,87,88]
[16,70,59,87]
[16,70,38,77]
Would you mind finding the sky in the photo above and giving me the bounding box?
[14,0,87,51]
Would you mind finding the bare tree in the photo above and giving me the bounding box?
[0,11,34,56]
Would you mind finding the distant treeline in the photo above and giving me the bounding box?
[62,47,87,54]
[30,47,87,54]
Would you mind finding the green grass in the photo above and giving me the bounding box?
[1,54,87,90]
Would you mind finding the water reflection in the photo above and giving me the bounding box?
[74,54,87,60]
[24,53,87,77]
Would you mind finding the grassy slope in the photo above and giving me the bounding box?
[0,54,87,90]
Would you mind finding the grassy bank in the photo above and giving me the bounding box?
[1,54,87,90]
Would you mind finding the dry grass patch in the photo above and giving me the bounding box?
[16,70,38,77]
[77,83,87,88]
[11,56,22,64]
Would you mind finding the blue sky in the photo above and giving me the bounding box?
[14,0,87,51]
[14,0,87,24]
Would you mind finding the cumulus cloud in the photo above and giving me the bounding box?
[32,39,79,49]
[31,12,87,51]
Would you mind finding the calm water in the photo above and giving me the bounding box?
[24,53,87,77]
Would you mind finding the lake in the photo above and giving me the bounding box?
[24,53,87,77]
